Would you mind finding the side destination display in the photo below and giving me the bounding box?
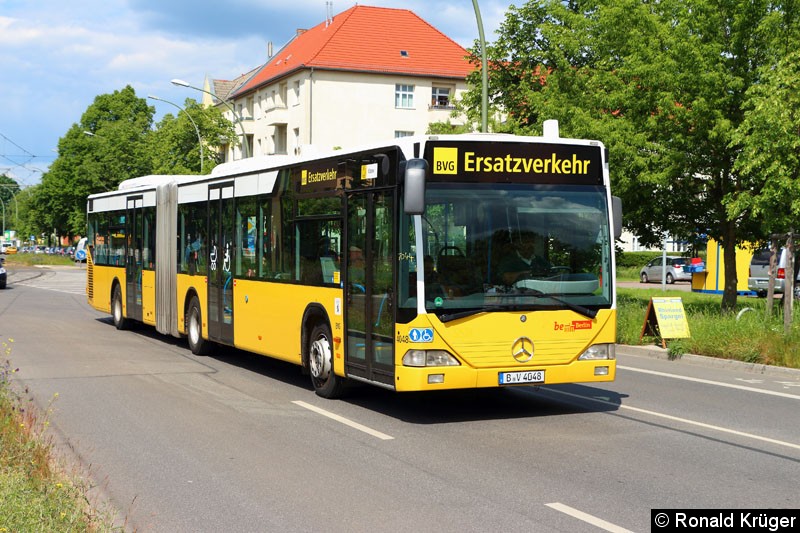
[425,141,603,185]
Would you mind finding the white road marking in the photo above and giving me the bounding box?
[546,388,800,451]
[292,400,394,440]
[618,365,800,400]
[546,502,634,533]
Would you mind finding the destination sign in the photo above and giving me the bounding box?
[424,141,603,185]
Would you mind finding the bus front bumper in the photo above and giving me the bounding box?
[393,359,616,392]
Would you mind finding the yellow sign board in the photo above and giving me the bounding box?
[640,297,691,347]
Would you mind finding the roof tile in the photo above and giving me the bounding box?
[232,5,473,97]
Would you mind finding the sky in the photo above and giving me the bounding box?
[0,0,516,188]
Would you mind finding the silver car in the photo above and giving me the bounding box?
[747,248,800,297]
[639,256,691,284]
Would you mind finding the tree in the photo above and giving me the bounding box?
[148,98,237,175]
[0,175,21,234]
[40,85,155,238]
[465,0,795,312]
[731,46,800,330]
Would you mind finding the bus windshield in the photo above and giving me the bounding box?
[399,183,614,319]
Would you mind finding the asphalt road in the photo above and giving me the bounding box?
[1,265,799,532]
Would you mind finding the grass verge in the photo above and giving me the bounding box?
[617,288,800,369]
[0,340,119,532]
[2,253,78,267]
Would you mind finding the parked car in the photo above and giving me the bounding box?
[0,256,6,289]
[747,248,800,297]
[639,256,691,284]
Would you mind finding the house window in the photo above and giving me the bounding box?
[293,81,301,106]
[394,131,414,138]
[273,124,287,155]
[431,87,451,108]
[279,82,288,108]
[395,84,414,108]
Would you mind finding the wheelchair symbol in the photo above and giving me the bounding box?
[409,328,434,343]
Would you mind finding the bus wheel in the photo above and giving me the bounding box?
[308,323,345,399]
[187,297,211,355]
[112,284,129,330]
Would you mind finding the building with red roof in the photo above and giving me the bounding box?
[203,4,475,160]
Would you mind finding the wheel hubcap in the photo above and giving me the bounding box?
[190,312,200,344]
[309,336,332,380]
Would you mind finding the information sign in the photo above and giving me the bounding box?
[639,297,691,348]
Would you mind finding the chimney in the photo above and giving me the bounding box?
[267,41,273,58]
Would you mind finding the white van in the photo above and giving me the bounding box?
[748,248,800,297]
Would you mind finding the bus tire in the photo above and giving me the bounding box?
[112,284,129,330]
[308,322,345,399]
[187,296,211,355]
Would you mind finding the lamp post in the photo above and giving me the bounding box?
[0,198,5,236]
[472,0,489,133]
[148,94,205,173]
[171,78,250,159]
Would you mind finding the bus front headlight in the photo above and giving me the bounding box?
[578,343,616,361]
[402,349,461,367]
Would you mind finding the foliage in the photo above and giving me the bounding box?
[616,251,677,269]
[464,0,800,312]
[426,120,473,135]
[32,86,155,239]
[730,47,800,231]
[148,98,236,175]
[22,87,239,241]
[0,175,21,226]
[616,288,800,368]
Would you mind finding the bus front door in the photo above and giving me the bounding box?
[345,191,395,388]
[125,196,143,323]
[207,183,235,345]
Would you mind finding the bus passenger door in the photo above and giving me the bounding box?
[208,183,235,345]
[345,191,395,387]
[125,196,143,323]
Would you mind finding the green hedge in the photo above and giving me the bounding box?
[615,250,703,269]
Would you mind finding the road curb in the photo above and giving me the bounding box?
[617,344,800,379]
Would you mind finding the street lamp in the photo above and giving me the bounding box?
[472,0,489,133]
[171,78,250,159]
[148,94,205,173]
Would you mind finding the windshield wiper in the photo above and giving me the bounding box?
[516,288,597,319]
[439,304,523,323]
[437,290,597,323]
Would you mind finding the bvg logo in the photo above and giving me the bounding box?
[433,147,458,174]
[301,170,308,186]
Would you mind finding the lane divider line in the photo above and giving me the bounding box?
[292,400,394,440]
[545,388,800,451]
[546,502,634,533]
[618,365,800,400]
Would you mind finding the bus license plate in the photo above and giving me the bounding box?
[499,370,545,385]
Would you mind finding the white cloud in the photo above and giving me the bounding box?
[0,0,516,185]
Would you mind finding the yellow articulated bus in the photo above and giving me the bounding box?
[86,123,622,398]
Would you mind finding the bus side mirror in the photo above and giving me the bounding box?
[403,158,427,215]
[612,196,623,239]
